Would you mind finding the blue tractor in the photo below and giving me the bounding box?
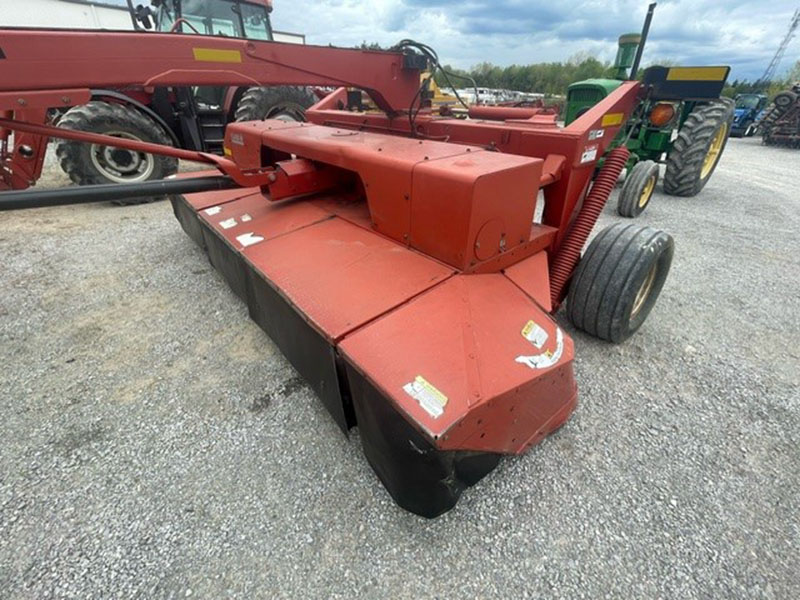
[731,93,768,137]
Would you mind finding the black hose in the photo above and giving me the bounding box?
[0,176,241,211]
[391,39,479,136]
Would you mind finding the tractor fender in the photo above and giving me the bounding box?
[88,89,181,148]
[223,86,247,121]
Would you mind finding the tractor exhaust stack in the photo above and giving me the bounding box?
[629,2,657,80]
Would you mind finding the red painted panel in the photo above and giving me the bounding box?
[339,274,576,453]
[310,194,373,231]
[243,217,453,342]
[504,250,553,312]
[256,124,473,243]
[197,191,333,249]
[410,151,542,270]
[182,186,261,212]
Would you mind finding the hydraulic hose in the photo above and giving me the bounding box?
[549,145,631,308]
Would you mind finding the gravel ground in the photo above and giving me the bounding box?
[1,137,798,599]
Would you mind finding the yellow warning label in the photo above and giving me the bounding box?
[666,67,728,81]
[522,319,549,349]
[522,320,536,338]
[193,48,242,63]
[223,146,233,157]
[601,113,625,127]
[403,375,448,418]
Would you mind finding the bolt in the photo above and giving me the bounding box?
[17,99,27,106]
[61,97,71,104]
[268,173,277,183]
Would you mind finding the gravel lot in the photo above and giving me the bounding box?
[1,137,798,599]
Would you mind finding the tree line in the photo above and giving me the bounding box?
[432,56,800,100]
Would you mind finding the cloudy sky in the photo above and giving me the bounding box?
[270,0,800,82]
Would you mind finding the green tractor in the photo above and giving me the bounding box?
[564,28,734,218]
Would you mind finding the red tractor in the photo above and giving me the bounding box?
[54,0,316,201]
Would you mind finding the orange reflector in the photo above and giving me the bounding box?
[649,103,676,127]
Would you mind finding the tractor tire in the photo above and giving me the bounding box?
[617,160,659,218]
[56,101,177,205]
[773,90,797,109]
[566,223,674,343]
[663,98,734,197]
[234,86,317,123]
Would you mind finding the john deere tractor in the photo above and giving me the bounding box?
[564,28,733,218]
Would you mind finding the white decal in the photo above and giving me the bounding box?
[589,129,605,141]
[204,206,222,216]
[581,146,599,164]
[236,232,264,247]
[230,133,245,146]
[516,327,565,370]
[219,218,237,230]
[522,319,549,349]
[403,375,448,419]
[241,213,253,222]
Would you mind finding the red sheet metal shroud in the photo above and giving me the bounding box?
[172,121,579,518]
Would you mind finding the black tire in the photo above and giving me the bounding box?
[56,101,177,205]
[234,86,317,122]
[617,160,659,218]
[773,91,797,109]
[566,223,674,343]
[663,98,734,197]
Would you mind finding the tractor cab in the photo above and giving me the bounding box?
[735,94,767,111]
[132,0,274,40]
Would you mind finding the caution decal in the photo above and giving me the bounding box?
[193,48,242,63]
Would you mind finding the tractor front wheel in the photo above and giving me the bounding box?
[566,223,674,343]
[663,99,734,197]
[56,101,178,205]
[617,160,659,218]
[234,86,317,123]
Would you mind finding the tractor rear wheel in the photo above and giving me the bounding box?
[773,90,797,109]
[663,98,734,197]
[617,160,659,218]
[234,86,317,123]
[566,223,674,343]
[56,101,178,205]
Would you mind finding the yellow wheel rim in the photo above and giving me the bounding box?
[700,123,728,180]
[638,174,656,209]
[632,263,657,319]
